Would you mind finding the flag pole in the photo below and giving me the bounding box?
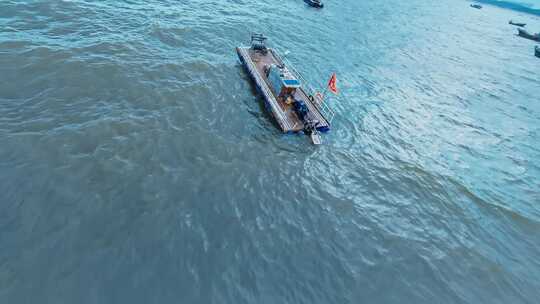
[319,73,336,104]
[321,75,331,102]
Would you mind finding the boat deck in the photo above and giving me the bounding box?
[237,47,330,133]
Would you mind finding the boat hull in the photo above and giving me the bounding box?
[509,22,526,27]
[236,46,330,134]
[518,28,540,41]
[304,0,324,8]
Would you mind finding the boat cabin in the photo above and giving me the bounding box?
[266,64,301,103]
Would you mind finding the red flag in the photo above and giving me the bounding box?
[327,73,338,95]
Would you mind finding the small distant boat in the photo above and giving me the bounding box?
[236,34,335,144]
[509,20,526,27]
[535,46,540,58]
[304,0,324,8]
[470,4,482,9]
[517,28,540,41]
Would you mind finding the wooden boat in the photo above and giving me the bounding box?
[535,46,540,58]
[470,4,482,9]
[304,0,324,8]
[517,28,540,41]
[236,34,334,144]
[509,20,526,27]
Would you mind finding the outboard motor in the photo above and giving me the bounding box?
[302,118,317,134]
[304,118,322,145]
[293,99,322,145]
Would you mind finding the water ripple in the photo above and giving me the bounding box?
[1,0,540,303]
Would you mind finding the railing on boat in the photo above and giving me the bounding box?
[271,48,336,124]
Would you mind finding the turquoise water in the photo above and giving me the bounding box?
[483,0,540,9]
[476,0,540,14]
[1,0,540,303]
